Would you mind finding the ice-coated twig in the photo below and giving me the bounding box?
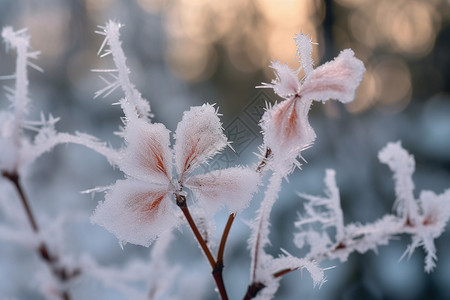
[293,143,450,273]
[94,21,152,122]
[378,141,419,225]
[0,27,39,172]
[296,169,344,243]
[1,27,34,135]
[244,33,365,299]
[248,171,283,283]
[294,31,316,76]
[25,131,121,167]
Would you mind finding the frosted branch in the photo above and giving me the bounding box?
[294,145,450,274]
[2,27,32,129]
[24,131,121,167]
[378,141,419,224]
[248,171,283,283]
[94,21,152,122]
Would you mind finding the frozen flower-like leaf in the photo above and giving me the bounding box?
[299,49,365,104]
[260,61,300,99]
[260,97,316,161]
[91,180,177,247]
[92,104,256,246]
[174,104,227,178]
[259,40,364,168]
[185,167,259,214]
[120,119,172,184]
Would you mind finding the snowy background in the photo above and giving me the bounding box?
[0,0,449,299]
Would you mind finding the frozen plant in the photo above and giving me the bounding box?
[86,24,450,300]
[0,26,120,300]
[1,20,449,300]
[91,104,260,247]
[90,21,260,298]
[245,33,366,299]
[0,27,80,300]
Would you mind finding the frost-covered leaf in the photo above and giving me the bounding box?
[120,119,172,185]
[259,47,364,168]
[174,104,227,179]
[185,166,259,214]
[260,97,315,163]
[259,61,300,99]
[299,49,365,104]
[91,179,177,247]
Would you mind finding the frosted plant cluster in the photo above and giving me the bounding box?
[0,21,449,300]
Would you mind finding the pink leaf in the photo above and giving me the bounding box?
[261,98,316,158]
[91,179,176,247]
[120,119,172,185]
[185,167,259,214]
[260,61,300,99]
[174,104,227,180]
[299,49,365,103]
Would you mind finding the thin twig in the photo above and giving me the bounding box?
[3,171,39,232]
[217,213,235,264]
[175,193,229,300]
[273,267,297,278]
[256,148,272,173]
[242,282,265,300]
[2,171,80,300]
[175,193,216,268]
[212,262,228,300]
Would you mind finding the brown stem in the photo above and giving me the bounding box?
[175,193,229,300]
[2,171,79,300]
[273,267,297,278]
[3,171,39,232]
[176,193,216,268]
[217,213,235,264]
[256,148,272,173]
[242,282,266,300]
[212,262,229,300]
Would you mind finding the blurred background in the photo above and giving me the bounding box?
[0,0,449,299]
